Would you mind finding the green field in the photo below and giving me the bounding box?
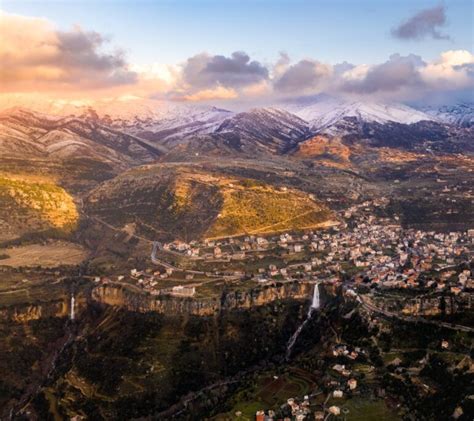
[341,398,401,421]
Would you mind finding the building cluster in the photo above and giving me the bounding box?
[93,267,196,297]
[91,199,472,309]
[252,342,367,420]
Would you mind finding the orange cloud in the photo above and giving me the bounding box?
[0,11,137,93]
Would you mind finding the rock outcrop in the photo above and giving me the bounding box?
[91,281,336,316]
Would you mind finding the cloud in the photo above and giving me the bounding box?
[340,54,425,94]
[336,50,474,102]
[391,5,451,40]
[274,59,332,93]
[333,61,356,76]
[182,51,268,89]
[0,10,471,106]
[0,11,137,92]
[420,49,474,89]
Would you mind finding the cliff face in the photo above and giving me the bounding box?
[91,281,335,316]
[372,293,471,317]
[0,300,68,322]
[0,294,87,322]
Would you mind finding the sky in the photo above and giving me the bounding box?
[0,0,473,108]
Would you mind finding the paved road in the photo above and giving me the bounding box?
[151,241,179,270]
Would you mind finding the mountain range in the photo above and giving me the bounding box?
[0,93,472,243]
[1,95,472,163]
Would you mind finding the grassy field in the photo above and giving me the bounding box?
[0,241,87,267]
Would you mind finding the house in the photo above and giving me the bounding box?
[333,390,343,398]
[231,252,246,260]
[342,368,352,377]
[170,285,195,297]
[453,406,464,419]
[332,364,345,373]
[348,351,359,360]
[348,378,357,390]
[328,406,341,416]
[450,287,461,295]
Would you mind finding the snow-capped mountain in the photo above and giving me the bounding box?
[121,104,233,142]
[421,103,474,127]
[157,107,312,157]
[0,97,234,143]
[281,94,435,132]
[215,107,310,153]
[88,100,233,143]
[0,108,162,166]
[1,95,470,162]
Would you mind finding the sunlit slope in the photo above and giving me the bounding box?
[205,179,333,239]
[0,175,78,241]
[85,165,334,241]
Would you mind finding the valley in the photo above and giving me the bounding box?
[0,95,473,420]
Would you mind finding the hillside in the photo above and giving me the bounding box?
[85,165,334,241]
[0,175,78,242]
[290,135,353,169]
[205,178,333,239]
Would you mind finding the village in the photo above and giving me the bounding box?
[92,198,473,316]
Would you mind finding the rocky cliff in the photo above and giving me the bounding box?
[0,300,68,322]
[91,281,336,316]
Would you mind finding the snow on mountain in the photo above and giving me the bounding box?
[421,103,474,127]
[0,107,161,165]
[217,107,308,140]
[122,104,233,141]
[281,95,435,132]
[215,107,310,154]
[0,97,234,141]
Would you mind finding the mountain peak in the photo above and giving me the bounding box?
[280,95,435,132]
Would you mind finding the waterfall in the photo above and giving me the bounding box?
[311,283,320,311]
[70,294,75,321]
[286,283,320,360]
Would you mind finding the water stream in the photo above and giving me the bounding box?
[70,294,75,321]
[285,283,320,360]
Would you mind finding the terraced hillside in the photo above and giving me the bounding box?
[0,175,78,242]
[85,165,335,241]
